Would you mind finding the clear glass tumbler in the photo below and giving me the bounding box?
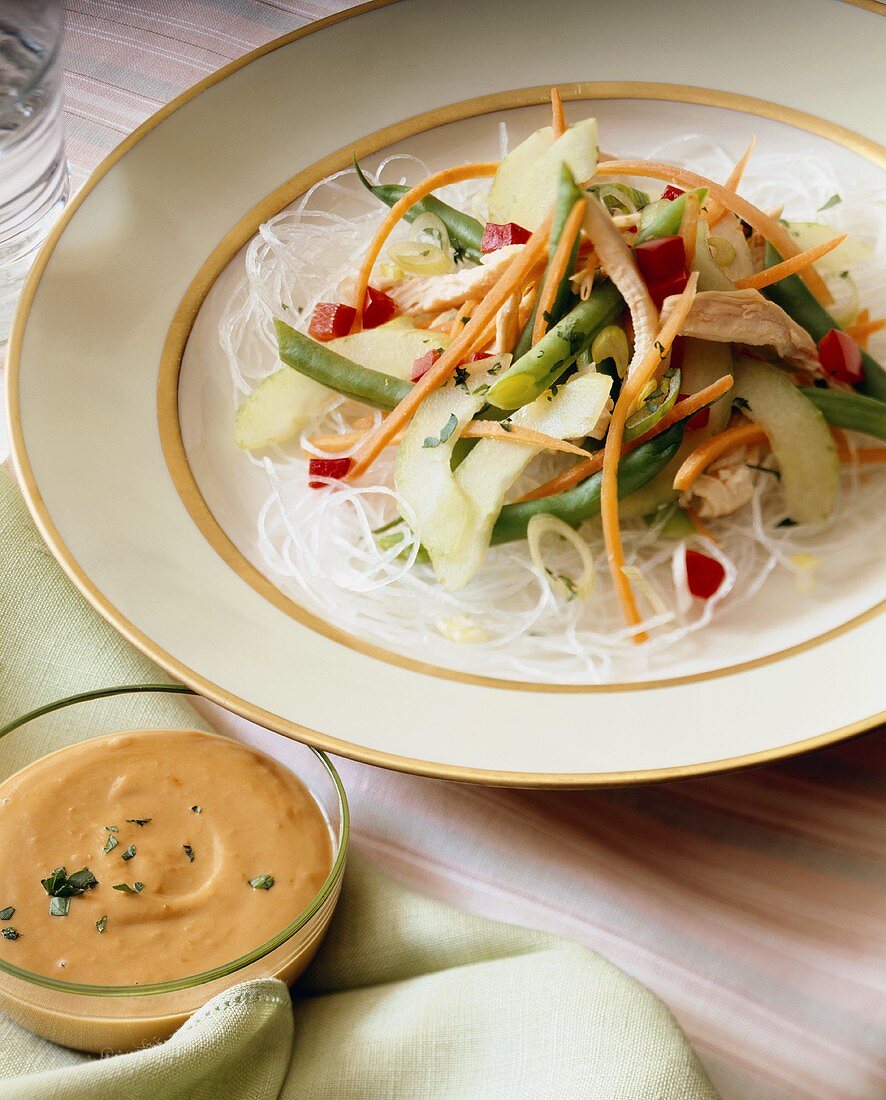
[0,0,68,343]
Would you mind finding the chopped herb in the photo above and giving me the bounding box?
[777,518,798,528]
[191,805,202,814]
[654,340,666,360]
[121,844,136,862]
[818,194,842,211]
[126,818,151,827]
[41,867,98,898]
[183,845,195,863]
[839,270,849,279]
[733,397,751,411]
[249,874,275,891]
[452,242,466,263]
[488,363,502,376]
[460,315,469,326]
[546,569,578,602]
[422,413,458,449]
[40,867,66,896]
[96,916,108,934]
[470,383,490,397]
[453,366,469,388]
[500,420,514,433]
[0,907,14,921]
[542,310,554,326]
[102,834,118,854]
[1,928,20,941]
[747,463,781,479]
[113,882,144,895]
[105,825,119,834]
[280,302,289,311]
[49,896,71,917]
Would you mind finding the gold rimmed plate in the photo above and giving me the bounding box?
[8,0,886,784]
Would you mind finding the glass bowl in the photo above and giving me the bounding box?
[0,684,349,1053]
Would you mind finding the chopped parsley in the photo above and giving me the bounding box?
[654,340,666,360]
[191,805,202,814]
[453,366,470,388]
[113,882,144,895]
[470,383,490,397]
[41,867,98,899]
[102,834,118,854]
[422,413,458,449]
[777,518,798,528]
[839,270,849,279]
[105,825,119,833]
[818,194,842,211]
[546,569,578,602]
[0,907,14,921]
[747,463,780,479]
[96,916,108,934]
[121,844,136,862]
[249,874,275,891]
[1,928,20,941]
[49,897,71,918]
[126,818,152,827]
[733,396,751,411]
[183,845,195,863]
[500,419,514,433]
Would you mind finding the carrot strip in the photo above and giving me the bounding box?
[351,161,499,329]
[594,160,832,305]
[705,136,756,228]
[347,218,553,478]
[672,423,769,492]
[686,507,719,544]
[830,426,851,463]
[845,315,886,348]
[856,448,886,464]
[679,191,699,268]
[551,87,566,137]
[531,198,586,344]
[517,373,734,501]
[601,273,699,642]
[734,234,846,290]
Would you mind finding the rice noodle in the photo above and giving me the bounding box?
[217,136,886,685]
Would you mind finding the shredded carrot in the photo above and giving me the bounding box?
[531,198,586,344]
[672,423,769,492]
[309,418,590,458]
[734,234,846,290]
[705,136,756,228]
[350,162,499,330]
[686,507,719,544]
[451,299,477,338]
[856,448,886,464]
[830,426,851,462]
[551,87,566,137]
[594,160,833,305]
[347,218,553,478]
[679,191,699,268]
[601,273,699,642]
[517,373,734,502]
[845,313,886,348]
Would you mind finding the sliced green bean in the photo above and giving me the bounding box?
[491,424,685,544]
[354,160,483,261]
[763,243,886,402]
[275,320,410,410]
[513,163,584,358]
[487,281,624,410]
[799,388,886,441]
[635,188,708,244]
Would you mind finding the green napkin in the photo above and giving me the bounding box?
[0,467,718,1099]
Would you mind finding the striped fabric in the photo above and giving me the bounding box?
[3,3,884,1097]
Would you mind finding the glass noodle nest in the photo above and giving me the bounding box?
[218,128,886,684]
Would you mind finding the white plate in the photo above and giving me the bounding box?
[8,0,886,784]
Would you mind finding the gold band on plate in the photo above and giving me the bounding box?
[7,3,886,783]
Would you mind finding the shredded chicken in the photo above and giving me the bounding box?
[381,245,524,314]
[494,290,522,355]
[681,445,764,518]
[660,289,820,374]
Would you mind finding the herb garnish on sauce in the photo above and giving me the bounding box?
[126,818,152,827]
[1,928,20,941]
[183,845,195,863]
[121,844,137,862]
[191,806,202,814]
[248,874,275,891]
[113,882,144,894]
[96,916,108,934]
[102,834,118,854]
[0,907,13,921]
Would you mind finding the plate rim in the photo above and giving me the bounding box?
[7,6,885,785]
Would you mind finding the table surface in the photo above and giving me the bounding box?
[2,3,885,1098]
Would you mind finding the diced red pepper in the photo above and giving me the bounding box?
[646,269,690,309]
[308,456,352,488]
[678,393,710,431]
[462,351,491,363]
[362,285,398,330]
[634,235,686,282]
[308,302,357,341]
[685,549,726,599]
[411,348,442,382]
[481,221,532,253]
[817,329,864,385]
[661,185,685,201]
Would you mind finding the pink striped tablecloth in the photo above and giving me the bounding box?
[12,4,886,1098]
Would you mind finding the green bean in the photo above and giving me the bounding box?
[799,388,886,440]
[513,164,584,358]
[491,424,685,544]
[486,281,624,410]
[275,320,410,409]
[635,188,708,244]
[763,243,886,402]
[354,160,484,262]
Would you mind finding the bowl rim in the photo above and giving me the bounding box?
[0,683,350,998]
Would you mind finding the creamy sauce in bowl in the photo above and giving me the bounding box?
[0,729,333,986]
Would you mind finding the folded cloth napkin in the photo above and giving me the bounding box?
[0,467,718,1099]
